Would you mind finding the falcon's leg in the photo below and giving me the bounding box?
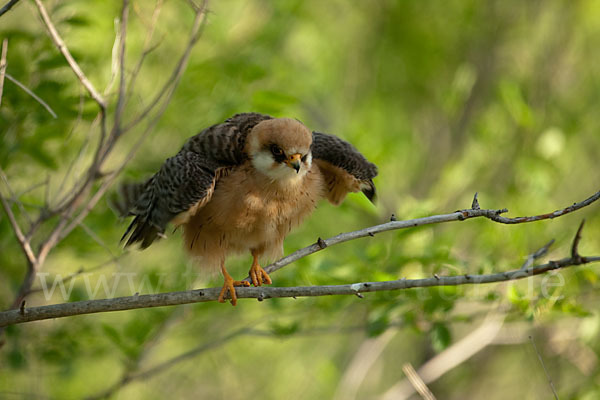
[218,263,250,306]
[249,250,272,287]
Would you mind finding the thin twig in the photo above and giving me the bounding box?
[122,0,208,132]
[37,213,71,267]
[56,3,208,244]
[76,0,129,206]
[75,219,118,257]
[125,327,248,382]
[260,189,600,279]
[529,335,560,400]
[125,0,163,102]
[89,326,251,400]
[381,313,506,400]
[15,177,50,199]
[52,112,103,211]
[471,192,480,210]
[103,15,122,97]
[402,363,436,400]
[85,308,185,400]
[571,219,585,259]
[91,314,406,399]
[0,182,37,266]
[2,192,599,324]
[27,253,127,295]
[112,0,129,136]
[334,330,397,400]
[33,0,106,108]
[5,74,57,118]
[0,167,33,226]
[1,250,598,327]
[31,1,208,268]
[50,1,128,217]
[487,191,600,224]
[521,239,555,271]
[0,0,20,17]
[0,38,7,106]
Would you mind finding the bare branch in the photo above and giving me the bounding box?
[33,0,106,109]
[122,1,208,131]
[86,308,186,400]
[471,192,480,210]
[112,0,129,136]
[33,1,209,264]
[521,239,555,271]
[1,248,598,327]
[486,191,600,224]
[0,38,7,105]
[260,189,600,279]
[125,0,163,101]
[401,363,436,400]
[0,1,209,349]
[334,330,396,400]
[261,208,509,279]
[529,335,560,400]
[53,113,102,209]
[54,3,209,244]
[36,214,70,266]
[4,74,57,118]
[571,219,585,259]
[381,313,506,400]
[0,172,37,266]
[1,190,599,325]
[27,253,126,295]
[0,167,33,226]
[0,0,20,17]
[124,327,247,383]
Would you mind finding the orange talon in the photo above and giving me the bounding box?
[218,264,249,306]
[249,251,272,287]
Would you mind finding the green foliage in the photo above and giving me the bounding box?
[430,322,452,352]
[1,0,600,399]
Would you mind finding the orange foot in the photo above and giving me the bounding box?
[218,266,250,306]
[249,254,272,287]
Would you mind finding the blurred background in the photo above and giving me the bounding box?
[1,0,600,398]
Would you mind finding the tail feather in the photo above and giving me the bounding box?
[122,215,162,249]
[109,181,150,218]
[360,179,376,203]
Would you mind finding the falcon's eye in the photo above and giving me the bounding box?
[270,144,284,157]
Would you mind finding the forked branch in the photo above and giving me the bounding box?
[33,0,106,108]
[0,194,598,327]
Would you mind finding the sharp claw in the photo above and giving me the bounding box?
[263,271,272,285]
[255,270,262,287]
[219,284,235,305]
[218,278,248,305]
[218,284,232,304]
[249,262,272,287]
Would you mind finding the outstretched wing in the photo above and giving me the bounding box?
[120,112,273,248]
[312,131,378,205]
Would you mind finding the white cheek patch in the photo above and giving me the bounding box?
[251,150,309,182]
[252,151,275,173]
[305,152,312,168]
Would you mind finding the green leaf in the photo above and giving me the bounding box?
[7,347,27,370]
[430,322,452,352]
[366,314,389,337]
[269,321,301,336]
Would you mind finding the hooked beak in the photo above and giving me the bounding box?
[285,153,302,173]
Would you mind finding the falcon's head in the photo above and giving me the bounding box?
[247,118,313,182]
